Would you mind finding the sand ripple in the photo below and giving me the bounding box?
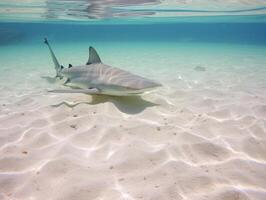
[0,43,266,200]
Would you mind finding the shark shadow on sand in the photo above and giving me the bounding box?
[51,95,157,115]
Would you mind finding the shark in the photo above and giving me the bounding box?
[44,38,161,96]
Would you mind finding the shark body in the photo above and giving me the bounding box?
[44,38,161,96]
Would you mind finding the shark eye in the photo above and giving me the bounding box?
[68,64,73,68]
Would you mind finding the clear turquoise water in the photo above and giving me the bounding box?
[0,1,266,86]
[0,1,266,97]
[1,2,266,200]
[0,1,265,106]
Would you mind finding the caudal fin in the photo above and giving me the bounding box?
[44,38,63,78]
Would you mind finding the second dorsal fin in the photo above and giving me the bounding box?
[86,46,101,65]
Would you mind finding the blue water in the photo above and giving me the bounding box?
[1,22,266,45]
[0,1,266,46]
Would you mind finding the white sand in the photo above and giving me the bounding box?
[0,42,266,200]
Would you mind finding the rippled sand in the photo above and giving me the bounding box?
[0,42,266,200]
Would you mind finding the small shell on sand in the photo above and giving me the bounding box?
[194,65,206,71]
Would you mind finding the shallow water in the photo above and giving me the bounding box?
[1,1,266,200]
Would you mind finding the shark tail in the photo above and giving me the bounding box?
[44,38,63,78]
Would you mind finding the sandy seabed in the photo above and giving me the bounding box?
[0,42,266,200]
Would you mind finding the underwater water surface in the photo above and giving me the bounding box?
[0,1,266,200]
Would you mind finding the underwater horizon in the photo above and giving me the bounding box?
[1,1,266,200]
[1,0,266,46]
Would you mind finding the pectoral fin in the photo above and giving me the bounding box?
[48,88,100,95]
[63,78,71,85]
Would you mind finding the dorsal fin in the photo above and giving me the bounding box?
[86,46,101,65]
